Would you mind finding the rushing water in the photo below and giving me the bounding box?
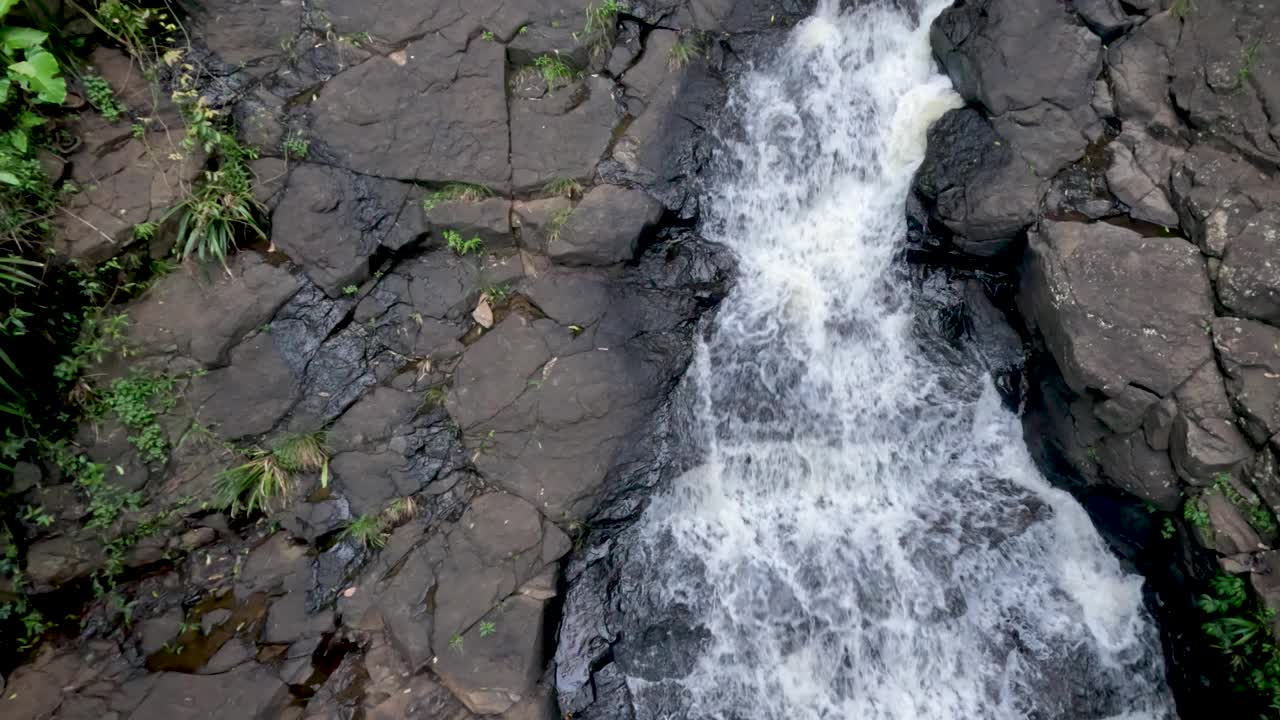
[615,1,1176,717]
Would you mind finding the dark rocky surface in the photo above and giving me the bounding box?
[912,0,1280,716]
[2,1,750,718]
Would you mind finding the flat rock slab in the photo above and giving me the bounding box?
[126,665,287,718]
[510,77,619,191]
[547,185,663,266]
[1217,209,1280,326]
[1213,316,1280,443]
[312,36,510,186]
[1019,220,1214,399]
[272,163,424,297]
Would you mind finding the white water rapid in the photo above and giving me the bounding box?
[624,1,1177,718]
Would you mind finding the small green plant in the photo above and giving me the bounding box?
[583,0,625,37]
[82,73,125,121]
[669,36,700,69]
[543,177,582,198]
[1236,40,1263,91]
[480,30,495,41]
[1170,0,1193,19]
[483,284,511,304]
[1161,517,1176,541]
[344,31,372,48]
[383,496,417,524]
[168,66,266,270]
[423,385,447,409]
[133,221,158,241]
[215,432,329,516]
[339,512,387,549]
[449,633,464,651]
[478,620,496,637]
[1184,496,1211,529]
[1214,473,1278,534]
[1085,446,1098,462]
[443,229,483,255]
[533,53,574,89]
[568,324,584,336]
[1198,573,1280,711]
[282,131,310,159]
[101,372,179,464]
[547,207,574,242]
[21,504,53,527]
[422,183,493,211]
[0,15,67,105]
[342,284,358,296]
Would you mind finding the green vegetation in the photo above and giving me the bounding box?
[547,207,574,242]
[583,0,625,38]
[482,284,511,304]
[444,229,483,255]
[534,53,574,90]
[449,633,464,651]
[543,177,582,198]
[478,620,496,637]
[480,30,495,41]
[1170,0,1193,19]
[100,371,179,464]
[1184,496,1210,529]
[339,512,387,549]
[423,384,447,409]
[1161,517,1176,541]
[1215,473,1278,534]
[422,182,493,211]
[1199,574,1280,713]
[342,284,358,296]
[669,36,700,69]
[282,131,310,159]
[1237,40,1263,91]
[82,73,125,121]
[215,432,330,516]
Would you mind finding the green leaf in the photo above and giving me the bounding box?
[0,77,9,102]
[17,110,42,129]
[8,129,27,153]
[1,27,48,53]
[8,49,65,104]
[0,0,18,20]
[0,170,18,186]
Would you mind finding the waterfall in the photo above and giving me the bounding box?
[609,1,1177,717]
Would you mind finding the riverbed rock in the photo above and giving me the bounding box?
[127,665,289,718]
[510,76,619,191]
[1213,317,1280,443]
[1019,220,1214,399]
[312,36,509,185]
[546,186,663,265]
[1217,209,1280,326]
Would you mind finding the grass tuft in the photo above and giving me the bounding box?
[423,183,494,211]
[534,53,574,90]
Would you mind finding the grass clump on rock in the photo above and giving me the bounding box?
[422,182,493,211]
[215,432,329,516]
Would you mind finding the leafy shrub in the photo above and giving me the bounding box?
[82,73,125,121]
[443,229,482,255]
[1199,574,1280,713]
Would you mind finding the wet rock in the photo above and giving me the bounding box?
[435,594,549,715]
[312,36,510,185]
[190,0,302,70]
[128,665,288,718]
[0,647,97,719]
[1213,317,1280,443]
[448,316,660,520]
[1106,11,1181,133]
[137,610,183,656]
[187,333,299,440]
[1197,488,1264,555]
[25,535,105,592]
[547,185,663,265]
[201,607,233,635]
[1018,220,1214,398]
[423,196,514,249]
[913,108,1041,254]
[180,526,218,551]
[510,77,619,191]
[118,253,302,369]
[235,533,310,599]
[1217,209,1280,326]
[1096,431,1181,511]
[1074,0,1134,38]
[1169,144,1280,258]
[1105,129,1184,227]
[1170,1,1280,167]
[992,102,1101,180]
[1170,361,1254,484]
[264,592,335,644]
[271,163,423,297]
[931,0,1102,117]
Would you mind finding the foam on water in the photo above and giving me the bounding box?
[623,1,1176,717]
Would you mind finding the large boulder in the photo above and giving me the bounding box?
[1106,11,1182,133]
[1213,317,1280,443]
[1018,220,1215,402]
[1170,361,1254,483]
[912,108,1041,255]
[510,77,619,192]
[931,0,1102,117]
[546,186,664,265]
[1217,208,1280,325]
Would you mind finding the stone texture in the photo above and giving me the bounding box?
[510,77,619,191]
[312,36,510,185]
[1213,317,1280,443]
[546,186,663,265]
[1217,209,1280,326]
[1018,220,1214,398]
